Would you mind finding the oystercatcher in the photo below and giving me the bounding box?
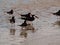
[21,15,38,21]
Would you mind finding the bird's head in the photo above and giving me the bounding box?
[32,15,39,19]
[12,16,15,19]
[28,13,31,15]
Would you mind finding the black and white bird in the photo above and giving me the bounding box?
[21,15,38,21]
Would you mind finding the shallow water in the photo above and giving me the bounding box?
[0,7,60,45]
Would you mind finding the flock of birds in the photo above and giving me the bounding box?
[3,9,60,38]
[4,9,39,38]
[6,9,60,25]
[5,9,39,28]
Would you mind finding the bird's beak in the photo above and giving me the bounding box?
[49,12,56,15]
[52,13,56,15]
[35,16,39,19]
[18,25,21,26]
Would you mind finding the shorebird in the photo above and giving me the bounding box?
[21,15,38,21]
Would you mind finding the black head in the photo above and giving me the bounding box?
[58,10,60,12]
[52,12,57,15]
[32,15,35,16]
[53,10,60,15]
[11,9,13,11]
[28,13,31,15]
[12,16,15,19]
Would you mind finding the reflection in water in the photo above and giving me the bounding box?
[10,29,16,35]
[26,24,35,33]
[20,24,36,38]
[20,30,27,38]
[53,21,60,26]
[10,23,15,35]
[9,23,36,38]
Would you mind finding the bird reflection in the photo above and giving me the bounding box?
[20,30,27,38]
[19,23,35,38]
[10,29,16,35]
[53,21,60,26]
[26,24,35,33]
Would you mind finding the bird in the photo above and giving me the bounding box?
[52,10,60,16]
[6,9,13,15]
[21,15,38,21]
[9,16,15,23]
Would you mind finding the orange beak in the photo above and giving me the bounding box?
[35,16,39,19]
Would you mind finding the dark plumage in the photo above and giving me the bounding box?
[7,9,13,15]
[10,16,15,23]
[21,15,35,21]
[21,13,31,18]
[18,20,27,27]
[52,10,60,16]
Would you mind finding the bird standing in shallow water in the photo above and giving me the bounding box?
[20,13,39,25]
